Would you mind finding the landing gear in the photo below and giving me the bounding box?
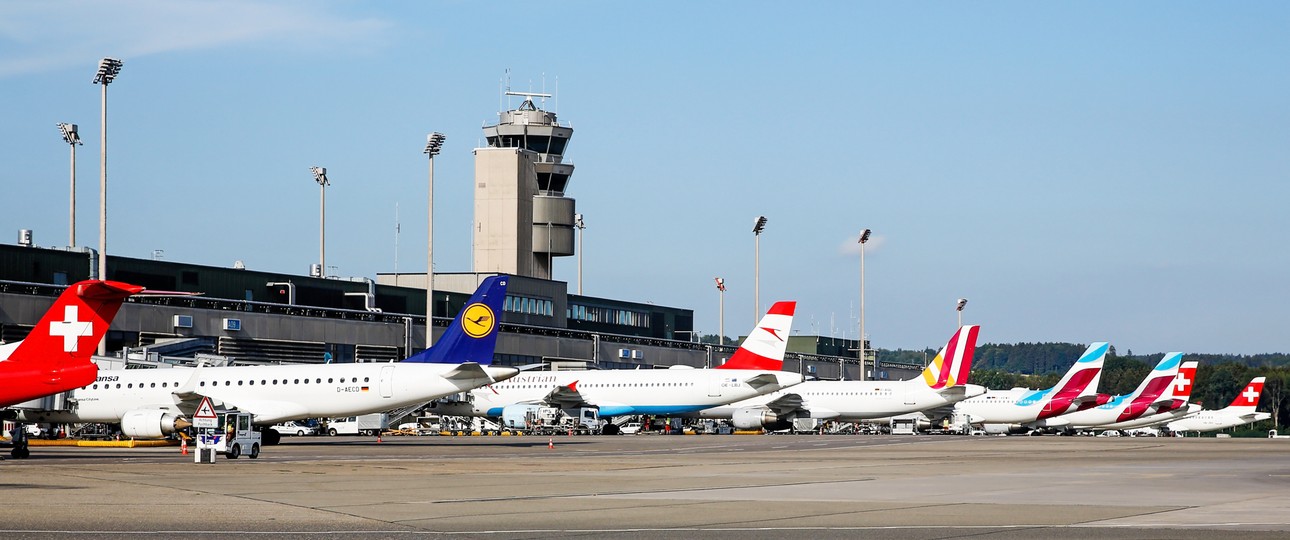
[260,427,282,446]
[9,423,30,459]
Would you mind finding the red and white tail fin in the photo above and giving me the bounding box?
[1164,361,1199,402]
[1227,377,1265,412]
[717,301,795,370]
[920,325,980,389]
[0,280,142,407]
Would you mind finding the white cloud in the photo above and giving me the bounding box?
[0,0,391,77]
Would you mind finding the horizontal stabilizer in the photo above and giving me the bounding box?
[764,393,804,415]
[744,373,784,390]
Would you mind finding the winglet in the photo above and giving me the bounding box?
[1,280,142,407]
[717,301,795,370]
[403,275,508,364]
[920,325,980,389]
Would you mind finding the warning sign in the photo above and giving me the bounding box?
[193,397,218,428]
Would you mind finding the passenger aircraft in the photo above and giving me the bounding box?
[1029,352,1185,430]
[1166,376,1270,433]
[433,301,805,431]
[1089,360,1199,431]
[695,325,984,430]
[15,275,519,444]
[0,279,142,408]
[954,342,1112,434]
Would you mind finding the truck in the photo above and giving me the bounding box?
[324,413,389,436]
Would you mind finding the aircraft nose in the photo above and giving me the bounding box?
[486,366,520,382]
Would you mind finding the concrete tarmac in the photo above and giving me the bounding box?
[1,434,1287,539]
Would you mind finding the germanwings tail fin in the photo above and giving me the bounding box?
[1226,377,1266,412]
[717,301,795,370]
[1,280,142,406]
[920,325,980,389]
[403,275,508,365]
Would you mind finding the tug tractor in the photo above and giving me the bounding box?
[200,412,262,459]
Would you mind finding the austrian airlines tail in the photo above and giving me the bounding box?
[717,301,795,370]
[403,275,508,365]
[0,280,143,407]
[920,325,981,389]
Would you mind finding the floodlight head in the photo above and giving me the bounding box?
[93,57,123,85]
[715,277,726,291]
[957,298,968,311]
[753,216,768,234]
[574,213,585,228]
[858,228,872,244]
[423,132,446,156]
[57,123,81,145]
[310,166,329,186]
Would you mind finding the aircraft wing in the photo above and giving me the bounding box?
[763,393,804,416]
[542,381,590,409]
[744,373,786,391]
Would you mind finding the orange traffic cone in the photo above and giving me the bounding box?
[181,439,188,455]
[377,433,383,443]
[548,437,554,450]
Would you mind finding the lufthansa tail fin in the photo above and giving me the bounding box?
[717,301,795,370]
[920,325,980,389]
[1,280,142,406]
[403,275,508,365]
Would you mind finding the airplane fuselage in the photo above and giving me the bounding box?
[700,379,986,421]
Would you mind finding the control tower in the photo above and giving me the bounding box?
[473,91,576,280]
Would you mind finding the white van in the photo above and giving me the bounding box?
[325,413,388,436]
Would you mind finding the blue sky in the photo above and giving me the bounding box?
[2,2,1287,355]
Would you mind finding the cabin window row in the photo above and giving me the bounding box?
[90,376,372,390]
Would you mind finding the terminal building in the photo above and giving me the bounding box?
[1,91,907,380]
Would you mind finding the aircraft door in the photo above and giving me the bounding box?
[904,387,917,406]
[379,365,394,398]
[708,372,724,398]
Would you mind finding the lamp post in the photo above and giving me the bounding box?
[310,166,329,278]
[857,228,871,381]
[423,132,445,348]
[752,215,767,324]
[956,298,968,328]
[57,123,82,248]
[574,213,586,295]
[92,57,122,284]
[714,277,726,349]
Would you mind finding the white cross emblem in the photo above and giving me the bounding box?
[49,305,93,353]
[1243,387,1259,402]
[1173,374,1191,393]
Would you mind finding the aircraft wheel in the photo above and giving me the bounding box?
[602,424,620,436]
[228,443,241,459]
[11,447,30,459]
[249,444,260,459]
[262,430,281,446]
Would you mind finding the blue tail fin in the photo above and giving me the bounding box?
[402,275,508,364]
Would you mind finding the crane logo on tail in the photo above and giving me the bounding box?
[49,305,93,353]
[461,303,496,339]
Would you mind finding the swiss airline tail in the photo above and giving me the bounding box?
[1165,361,1199,402]
[0,280,142,407]
[920,325,981,389]
[717,301,795,370]
[404,275,509,365]
[1228,377,1265,411]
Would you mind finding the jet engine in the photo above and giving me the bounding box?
[120,409,186,439]
[982,423,1030,435]
[730,407,792,431]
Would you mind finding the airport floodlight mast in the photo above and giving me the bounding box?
[752,215,767,325]
[574,213,586,295]
[93,56,122,356]
[57,123,82,248]
[957,298,968,328]
[715,277,726,349]
[857,228,872,381]
[423,132,445,348]
[310,166,329,278]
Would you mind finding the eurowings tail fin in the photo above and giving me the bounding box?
[1114,353,1184,421]
[403,275,508,365]
[920,325,980,389]
[717,301,795,370]
[1,280,142,405]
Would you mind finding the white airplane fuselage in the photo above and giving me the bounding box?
[16,362,516,426]
[700,379,987,421]
[1167,409,1271,433]
[437,368,804,418]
